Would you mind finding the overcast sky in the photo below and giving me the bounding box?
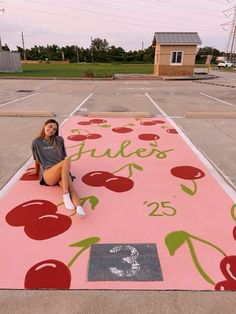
[1,0,235,51]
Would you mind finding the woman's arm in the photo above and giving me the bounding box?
[29,160,40,175]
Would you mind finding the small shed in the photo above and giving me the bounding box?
[152,32,202,76]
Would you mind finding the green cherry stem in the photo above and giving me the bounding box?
[112,163,143,178]
[67,237,100,268]
[98,124,111,128]
[71,128,90,134]
[186,238,216,286]
[180,180,197,196]
[230,204,236,222]
[149,141,158,148]
[189,234,227,257]
[80,195,99,210]
[67,247,87,268]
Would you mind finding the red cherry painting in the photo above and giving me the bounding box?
[82,171,114,187]
[24,213,72,240]
[138,134,160,141]
[20,168,39,181]
[6,199,72,240]
[67,133,102,141]
[25,259,71,289]
[140,121,157,126]
[170,166,205,196]
[219,256,236,281]
[6,200,57,226]
[171,166,205,180]
[104,176,134,192]
[82,164,142,193]
[154,120,165,124]
[78,121,91,125]
[67,134,87,141]
[86,133,102,139]
[215,279,236,290]
[233,226,236,241]
[167,129,178,134]
[215,256,236,290]
[89,119,107,124]
[112,127,133,133]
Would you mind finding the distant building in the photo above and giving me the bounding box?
[152,32,202,76]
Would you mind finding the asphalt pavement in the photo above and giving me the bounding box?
[0,70,236,313]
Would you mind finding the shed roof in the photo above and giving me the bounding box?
[153,32,202,46]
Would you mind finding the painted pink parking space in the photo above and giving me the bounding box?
[0,116,235,290]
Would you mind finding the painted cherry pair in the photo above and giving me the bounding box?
[6,200,71,240]
[67,133,101,141]
[82,163,143,193]
[78,119,107,125]
[82,171,134,193]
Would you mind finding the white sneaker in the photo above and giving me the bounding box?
[76,205,86,218]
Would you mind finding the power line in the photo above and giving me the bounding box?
[22,0,225,30]
[5,4,226,32]
[68,0,224,17]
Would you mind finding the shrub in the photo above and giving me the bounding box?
[83,69,94,77]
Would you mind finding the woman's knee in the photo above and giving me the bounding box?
[62,158,71,169]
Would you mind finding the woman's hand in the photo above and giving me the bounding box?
[28,168,38,176]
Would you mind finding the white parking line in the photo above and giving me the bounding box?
[145,92,236,202]
[0,93,39,108]
[200,92,235,107]
[0,92,93,199]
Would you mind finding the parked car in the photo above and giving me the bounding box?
[218,61,234,68]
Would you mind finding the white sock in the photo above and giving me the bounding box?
[63,192,75,210]
[76,205,86,218]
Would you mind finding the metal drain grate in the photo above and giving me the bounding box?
[16,90,34,93]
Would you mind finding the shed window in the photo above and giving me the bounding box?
[171,51,183,64]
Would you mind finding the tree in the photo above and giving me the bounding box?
[107,45,125,62]
[2,44,10,51]
[196,46,222,64]
[90,38,109,62]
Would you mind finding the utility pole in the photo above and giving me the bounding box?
[0,8,5,51]
[229,25,236,61]
[91,37,94,63]
[76,45,79,63]
[222,3,236,62]
[0,36,2,52]
[21,32,27,62]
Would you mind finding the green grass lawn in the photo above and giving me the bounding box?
[0,63,154,78]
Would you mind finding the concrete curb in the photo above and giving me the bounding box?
[193,80,235,88]
[0,111,55,117]
[160,74,217,81]
[87,111,153,118]
[184,111,236,118]
[0,76,114,81]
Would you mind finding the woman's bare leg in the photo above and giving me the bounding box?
[59,177,80,207]
[43,159,85,216]
[43,158,71,193]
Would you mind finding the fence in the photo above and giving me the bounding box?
[0,52,22,72]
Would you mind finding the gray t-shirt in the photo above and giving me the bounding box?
[31,136,67,180]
